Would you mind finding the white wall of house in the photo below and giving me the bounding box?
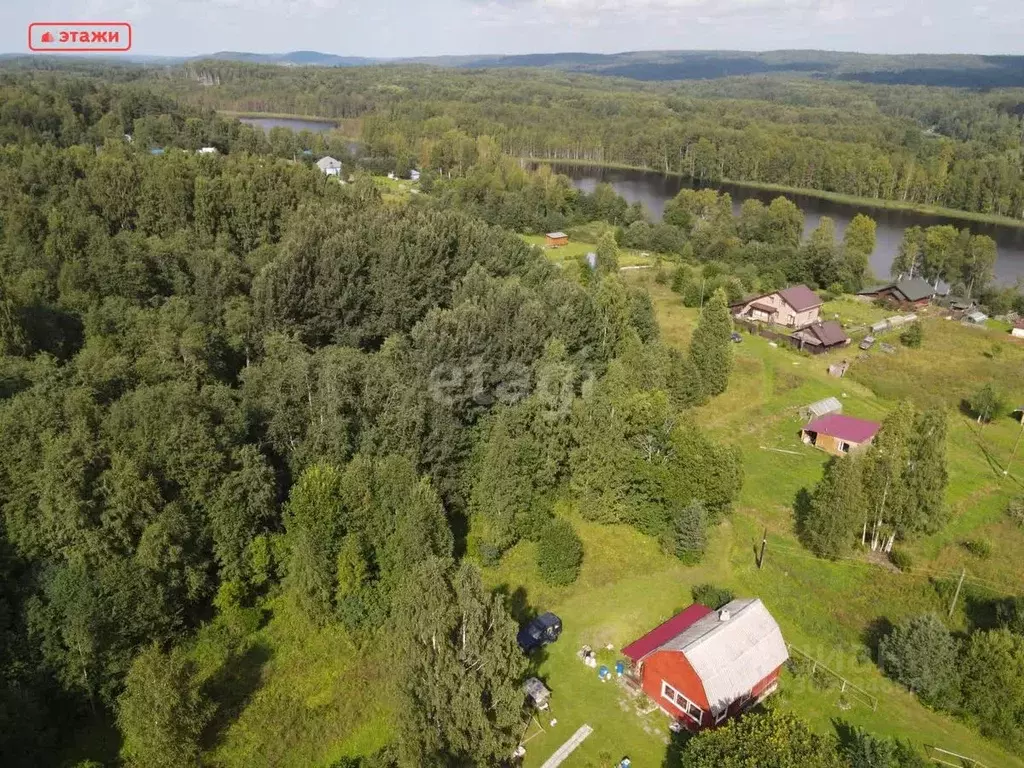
[1012,327,1024,338]
[738,293,820,328]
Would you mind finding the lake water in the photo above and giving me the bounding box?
[238,116,338,133]
[553,164,1024,285]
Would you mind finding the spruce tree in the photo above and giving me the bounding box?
[688,287,733,397]
[666,346,706,408]
[905,407,948,535]
[595,231,619,274]
[662,500,708,564]
[802,455,864,559]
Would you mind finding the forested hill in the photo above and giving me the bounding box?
[127,49,1024,88]
[409,50,1024,88]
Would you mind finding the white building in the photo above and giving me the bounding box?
[316,156,342,176]
[197,146,219,155]
[410,169,421,181]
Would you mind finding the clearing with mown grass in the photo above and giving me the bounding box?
[479,273,1024,768]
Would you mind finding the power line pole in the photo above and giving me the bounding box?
[757,528,768,569]
[948,567,966,620]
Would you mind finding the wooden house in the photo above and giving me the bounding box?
[545,232,569,248]
[801,414,880,456]
[732,285,822,329]
[621,599,789,731]
[858,277,935,309]
[791,321,850,353]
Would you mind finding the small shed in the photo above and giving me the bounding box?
[545,232,569,248]
[801,414,880,456]
[523,677,551,710]
[1012,319,1024,339]
[799,396,843,421]
[197,146,218,155]
[963,310,988,325]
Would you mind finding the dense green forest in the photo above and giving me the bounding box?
[83,61,1023,222]
[2,66,1023,768]
[0,72,748,766]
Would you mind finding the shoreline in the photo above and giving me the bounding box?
[220,110,340,125]
[525,157,1024,230]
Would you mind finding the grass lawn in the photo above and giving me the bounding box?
[192,598,393,768]
[478,274,1024,768]
[521,233,660,269]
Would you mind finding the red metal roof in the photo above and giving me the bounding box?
[621,604,713,662]
[803,413,880,444]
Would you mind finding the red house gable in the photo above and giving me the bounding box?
[621,604,711,663]
[622,599,789,730]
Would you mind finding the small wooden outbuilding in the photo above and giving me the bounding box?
[545,232,569,247]
[799,396,843,421]
[801,414,880,456]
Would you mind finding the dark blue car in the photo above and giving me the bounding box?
[517,612,562,653]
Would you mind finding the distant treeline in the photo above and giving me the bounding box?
[40,60,1022,221]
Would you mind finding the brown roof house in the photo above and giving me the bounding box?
[545,232,569,247]
[791,321,850,353]
[732,285,823,329]
[858,277,935,309]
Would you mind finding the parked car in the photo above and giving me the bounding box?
[730,332,743,343]
[517,612,562,653]
[859,335,875,350]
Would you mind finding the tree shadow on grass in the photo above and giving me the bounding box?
[495,584,536,626]
[861,616,894,662]
[201,639,273,750]
[832,718,860,755]
[661,726,694,768]
[494,584,550,677]
[792,487,814,546]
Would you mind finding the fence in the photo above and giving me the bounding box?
[786,644,878,711]
[924,745,989,767]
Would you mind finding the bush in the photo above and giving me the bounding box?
[477,542,502,568]
[962,538,993,559]
[878,613,961,708]
[536,519,583,586]
[900,322,923,348]
[1007,497,1024,527]
[691,583,734,610]
[889,548,913,572]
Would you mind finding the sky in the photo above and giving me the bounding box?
[2,0,1024,58]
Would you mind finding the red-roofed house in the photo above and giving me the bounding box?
[801,414,881,456]
[732,285,822,329]
[621,599,789,730]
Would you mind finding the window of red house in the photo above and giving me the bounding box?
[660,680,703,724]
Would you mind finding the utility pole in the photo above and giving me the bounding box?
[757,528,768,569]
[948,567,966,620]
